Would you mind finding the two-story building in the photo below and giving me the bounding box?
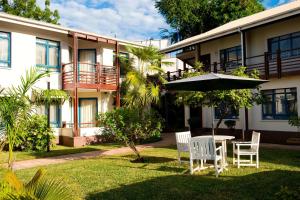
[161,1,300,144]
[0,12,143,147]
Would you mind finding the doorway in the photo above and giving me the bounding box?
[200,54,211,72]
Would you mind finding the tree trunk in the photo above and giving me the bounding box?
[215,111,228,135]
[8,141,13,170]
[127,141,144,162]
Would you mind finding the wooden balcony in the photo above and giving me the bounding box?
[167,48,300,81]
[62,62,118,91]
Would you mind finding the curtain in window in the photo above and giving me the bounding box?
[80,99,97,128]
[79,50,96,83]
[0,38,8,67]
[50,105,59,127]
[36,44,46,65]
[49,46,58,67]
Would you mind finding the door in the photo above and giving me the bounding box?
[189,106,202,129]
[78,49,96,83]
[200,54,211,72]
[79,98,98,128]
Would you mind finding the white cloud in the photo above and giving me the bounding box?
[42,0,169,41]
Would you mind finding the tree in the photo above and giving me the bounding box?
[122,46,168,109]
[1,168,73,199]
[0,0,60,24]
[98,107,163,162]
[176,65,262,134]
[155,0,264,42]
[0,68,49,169]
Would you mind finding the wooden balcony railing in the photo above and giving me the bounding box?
[62,62,118,90]
[166,48,300,81]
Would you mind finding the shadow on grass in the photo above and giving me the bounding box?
[86,170,300,200]
[29,147,101,158]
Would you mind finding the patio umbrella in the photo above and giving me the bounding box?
[164,72,268,136]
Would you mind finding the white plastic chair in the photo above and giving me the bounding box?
[233,131,261,168]
[175,131,191,164]
[189,137,224,177]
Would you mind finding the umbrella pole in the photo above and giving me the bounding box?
[211,106,215,136]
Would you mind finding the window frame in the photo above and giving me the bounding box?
[36,38,60,71]
[78,98,98,128]
[219,45,241,69]
[262,87,298,120]
[44,104,61,128]
[0,31,11,68]
[268,31,300,59]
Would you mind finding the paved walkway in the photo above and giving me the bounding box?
[11,133,176,170]
[8,133,300,170]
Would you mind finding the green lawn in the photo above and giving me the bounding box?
[0,143,122,164]
[0,146,299,200]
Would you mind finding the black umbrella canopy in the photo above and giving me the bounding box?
[164,73,268,91]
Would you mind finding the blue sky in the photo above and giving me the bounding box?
[40,0,293,41]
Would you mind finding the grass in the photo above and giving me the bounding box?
[1,145,299,199]
[0,143,122,164]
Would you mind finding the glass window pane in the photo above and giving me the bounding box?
[80,99,97,128]
[280,39,290,50]
[49,47,58,67]
[275,93,286,115]
[36,39,47,45]
[36,44,46,65]
[292,37,300,56]
[262,95,273,116]
[0,38,9,62]
[0,32,9,38]
[270,42,278,53]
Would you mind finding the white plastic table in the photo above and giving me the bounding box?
[193,135,235,167]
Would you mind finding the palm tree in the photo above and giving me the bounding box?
[0,68,48,169]
[2,168,73,200]
[122,46,168,109]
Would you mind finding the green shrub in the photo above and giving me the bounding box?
[275,186,300,200]
[224,120,236,129]
[20,115,55,151]
[97,108,163,161]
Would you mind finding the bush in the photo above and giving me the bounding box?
[20,115,55,151]
[274,186,300,200]
[224,120,236,129]
[97,108,163,161]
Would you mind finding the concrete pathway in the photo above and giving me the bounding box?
[11,133,176,170]
[8,133,300,170]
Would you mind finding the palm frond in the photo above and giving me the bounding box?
[25,168,46,191]
[4,171,24,191]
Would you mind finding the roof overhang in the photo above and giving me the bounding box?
[161,1,300,53]
[0,12,145,48]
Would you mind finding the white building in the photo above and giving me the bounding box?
[160,1,300,144]
[0,12,143,147]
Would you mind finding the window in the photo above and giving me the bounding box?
[37,105,61,128]
[49,105,61,128]
[262,88,297,120]
[220,45,241,69]
[119,52,129,76]
[0,32,11,68]
[79,98,98,128]
[36,39,60,70]
[215,105,239,119]
[268,32,300,59]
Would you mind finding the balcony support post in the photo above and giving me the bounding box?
[213,62,217,73]
[277,49,282,79]
[240,29,248,137]
[264,52,269,79]
[72,32,79,137]
[115,41,120,107]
